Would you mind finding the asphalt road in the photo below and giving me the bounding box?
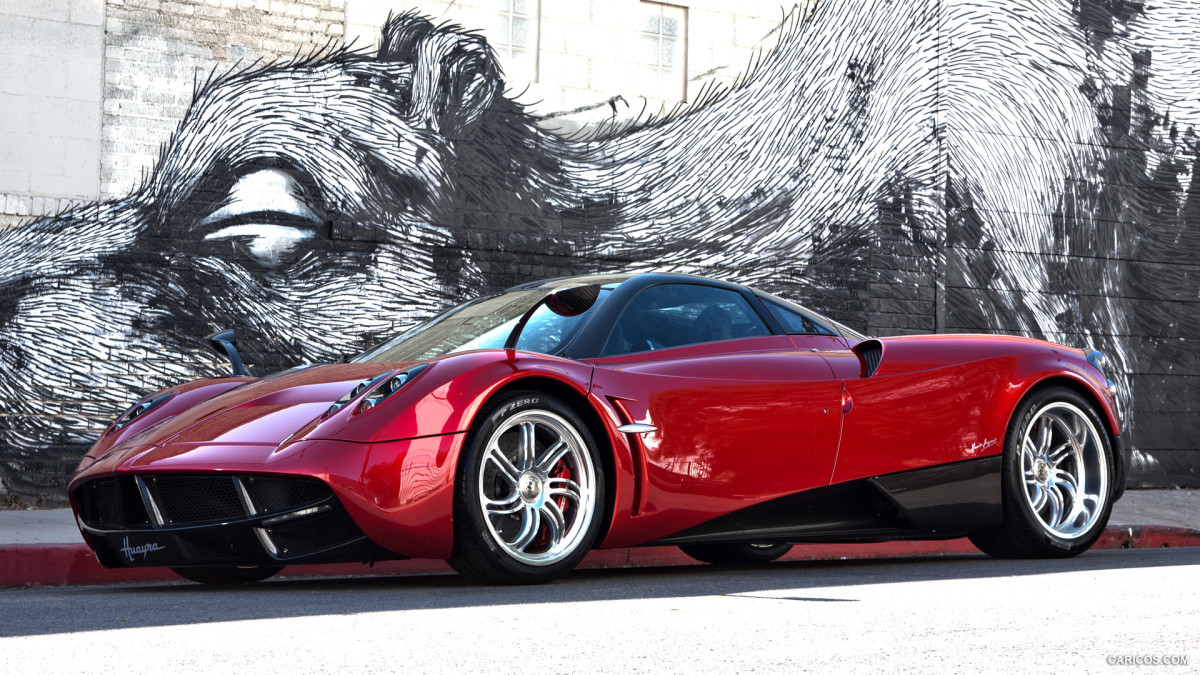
[1,548,1196,674]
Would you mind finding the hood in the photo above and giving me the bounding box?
[92,362,416,469]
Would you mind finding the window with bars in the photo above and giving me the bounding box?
[638,1,686,101]
[493,0,538,81]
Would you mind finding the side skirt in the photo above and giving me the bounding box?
[650,455,1002,546]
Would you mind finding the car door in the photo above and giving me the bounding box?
[586,282,843,542]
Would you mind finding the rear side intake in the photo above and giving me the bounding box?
[854,340,883,377]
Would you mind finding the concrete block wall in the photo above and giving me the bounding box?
[0,0,105,230]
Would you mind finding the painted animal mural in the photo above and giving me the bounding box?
[1,0,1198,500]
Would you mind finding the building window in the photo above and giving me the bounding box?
[494,0,538,82]
[638,1,686,101]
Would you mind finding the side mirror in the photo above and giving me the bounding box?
[206,329,251,377]
[544,284,601,317]
[504,284,601,350]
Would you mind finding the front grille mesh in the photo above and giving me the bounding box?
[76,474,335,527]
[77,477,149,529]
[249,477,330,514]
[92,478,119,527]
[75,473,365,564]
[153,475,244,524]
[267,507,363,557]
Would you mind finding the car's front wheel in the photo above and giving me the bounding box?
[450,391,605,584]
[170,565,283,585]
[969,386,1115,558]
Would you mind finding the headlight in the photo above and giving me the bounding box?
[108,392,172,433]
[358,365,428,413]
[325,364,428,417]
[326,374,389,416]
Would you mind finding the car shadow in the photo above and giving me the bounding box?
[1,547,1196,638]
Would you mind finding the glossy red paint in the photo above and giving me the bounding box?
[79,376,252,469]
[826,334,1120,483]
[300,351,594,444]
[589,333,1121,548]
[589,337,843,547]
[68,350,598,559]
[303,435,466,559]
[68,319,1124,566]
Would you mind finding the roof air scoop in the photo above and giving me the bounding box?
[206,329,251,377]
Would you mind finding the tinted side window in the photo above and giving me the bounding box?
[602,284,770,356]
[763,299,837,336]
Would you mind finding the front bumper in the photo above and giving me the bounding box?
[74,473,398,568]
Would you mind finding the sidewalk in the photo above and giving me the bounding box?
[2,489,1197,587]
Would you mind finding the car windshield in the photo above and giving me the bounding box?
[351,288,609,363]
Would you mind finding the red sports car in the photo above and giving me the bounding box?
[69,273,1126,584]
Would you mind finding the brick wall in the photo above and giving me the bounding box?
[101,0,347,197]
[1,0,1197,499]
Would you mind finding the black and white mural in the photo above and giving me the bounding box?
[1,0,1198,500]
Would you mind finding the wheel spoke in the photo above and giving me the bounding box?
[1056,470,1084,516]
[1029,483,1047,511]
[518,422,537,470]
[1022,436,1038,464]
[1035,416,1054,454]
[484,492,522,516]
[1052,467,1078,492]
[536,440,570,472]
[540,500,566,544]
[512,505,541,551]
[1047,485,1064,528]
[1069,414,1089,449]
[486,446,520,485]
[1047,440,1072,465]
[547,477,582,502]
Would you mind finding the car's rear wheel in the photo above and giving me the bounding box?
[450,391,605,584]
[969,386,1115,558]
[679,542,793,566]
[170,565,283,585]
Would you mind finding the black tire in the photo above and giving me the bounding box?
[170,565,283,585]
[679,542,793,565]
[969,386,1116,558]
[449,391,606,584]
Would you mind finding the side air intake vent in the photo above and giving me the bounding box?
[855,340,883,377]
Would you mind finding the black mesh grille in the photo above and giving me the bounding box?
[77,477,150,529]
[177,536,229,562]
[267,507,364,558]
[857,341,883,376]
[248,477,332,514]
[78,474,337,532]
[91,478,119,527]
[153,476,244,524]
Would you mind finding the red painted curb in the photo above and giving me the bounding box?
[2,525,1196,588]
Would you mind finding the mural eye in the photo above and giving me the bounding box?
[197,168,325,268]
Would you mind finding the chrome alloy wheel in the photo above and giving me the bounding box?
[476,409,597,566]
[1019,401,1109,539]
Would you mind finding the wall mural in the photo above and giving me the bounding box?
[1,0,1197,500]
